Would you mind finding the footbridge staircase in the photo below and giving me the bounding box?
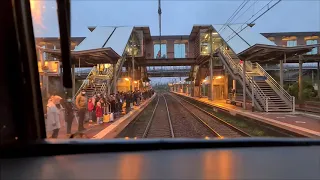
[217,47,295,112]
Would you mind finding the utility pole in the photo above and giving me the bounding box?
[158,0,162,57]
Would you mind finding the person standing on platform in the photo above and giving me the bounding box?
[95,102,103,124]
[46,96,61,138]
[87,98,94,122]
[65,98,74,135]
[75,89,87,131]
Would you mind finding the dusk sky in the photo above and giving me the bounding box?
[32,0,320,84]
[33,0,320,37]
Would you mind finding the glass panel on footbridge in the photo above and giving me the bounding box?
[75,27,115,50]
[212,24,276,54]
[103,26,134,56]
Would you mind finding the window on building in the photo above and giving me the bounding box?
[174,44,186,58]
[154,44,167,58]
[306,39,318,54]
[287,40,297,47]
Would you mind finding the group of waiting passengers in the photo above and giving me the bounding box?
[45,89,154,138]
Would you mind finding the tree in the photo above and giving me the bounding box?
[287,78,317,101]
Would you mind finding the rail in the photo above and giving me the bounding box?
[169,94,222,138]
[172,93,251,137]
[142,95,160,138]
[254,62,294,110]
[142,94,175,138]
[162,94,175,138]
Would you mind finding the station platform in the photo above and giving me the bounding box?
[172,92,320,138]
[53,94,156,139]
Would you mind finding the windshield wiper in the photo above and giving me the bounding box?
[56,0,72,88]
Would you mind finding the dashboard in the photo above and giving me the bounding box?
[2,139,320,179]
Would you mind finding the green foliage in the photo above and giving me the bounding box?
[286,79,317,101]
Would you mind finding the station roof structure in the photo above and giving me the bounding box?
[42,26,134,66]
[191,24,320,64]
[238,44,320,63]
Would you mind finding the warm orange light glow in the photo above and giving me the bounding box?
[202,79,207,83]
[282,36,297,41]
[104,64,111,69]
[304,36,319,40]
[134,81,138,84]
[44,61,48,66]
[30,0,46,29]
[215,76,222,79]
[124,78,129,81]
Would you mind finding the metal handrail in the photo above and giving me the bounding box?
[255,62,293,104]
[99,82,107,94]
[72,66,97,100]
[219,47,268,111]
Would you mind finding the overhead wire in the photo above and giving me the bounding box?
[224,0,277,41]
[212,0,252,49]
[224,0,282,43]
[231,0,259,24]
[218,0,248,33]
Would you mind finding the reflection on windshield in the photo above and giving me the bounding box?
[30,0,320,140]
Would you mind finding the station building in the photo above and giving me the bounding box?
[37,25,320,112]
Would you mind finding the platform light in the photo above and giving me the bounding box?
[124,78,129,81]
[205,34,208,39]
[204,136,210,140]
[216,76,222,79]
[104,64,111,69]
[134,81,138,84]
[212,32,218,35]
[202,79,207,83]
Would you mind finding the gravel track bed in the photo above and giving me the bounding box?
[164,94,218,138]
[116,96,158,138]
[146,95,172,138]
[170,93,245,138]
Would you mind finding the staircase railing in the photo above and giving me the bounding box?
[253,62,295,112]
[98,82,107,94]
[219,47,268,111]
[73,66,97,101]
[110,55,126,92]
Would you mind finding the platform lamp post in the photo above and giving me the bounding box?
[42,61,49,99]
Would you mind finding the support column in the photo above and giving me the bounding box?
[298,56,303,101]
[72,64,75,98]
[243,60,246,109]
[312,70,314,84]
[318,61,320,98]
[132,54,135,91]
[113,63,117,94]
[209,30,213,101]
[191,81,195,97]
[232,80,236,92]
[224,72,228,99]
[280,54,284,88]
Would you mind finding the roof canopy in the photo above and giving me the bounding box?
[43,48,120,66]
[238,44,320,63]
[42,26,134,66]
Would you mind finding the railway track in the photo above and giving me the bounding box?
[143,94,174,138]
[169,93,251,138]
[118,92,249,139]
